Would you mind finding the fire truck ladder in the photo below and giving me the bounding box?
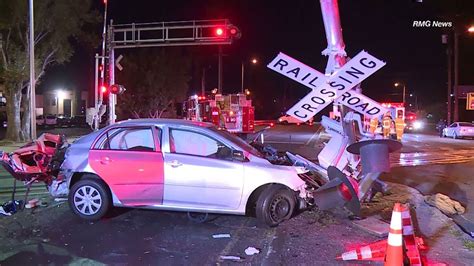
[110,19,237,49]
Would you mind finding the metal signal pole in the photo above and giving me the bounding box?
[29,0,37,139]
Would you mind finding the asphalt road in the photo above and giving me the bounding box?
[261,124,474,222]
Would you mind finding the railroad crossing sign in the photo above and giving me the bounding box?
[267,50,389,121]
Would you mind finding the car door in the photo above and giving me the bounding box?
[163,127,244,210]
[89,126,164,206]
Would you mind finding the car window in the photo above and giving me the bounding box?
[98,127,156,152]
[449,123,457,128]
[169,129,232,160]
[459,122,474,127]
[210,127,263,158]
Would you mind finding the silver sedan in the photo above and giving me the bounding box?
[58,119,311,227]
[442,122,474,139]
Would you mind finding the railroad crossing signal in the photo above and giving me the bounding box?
[267,50,388,121]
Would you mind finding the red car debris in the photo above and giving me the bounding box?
[0,133,68,186]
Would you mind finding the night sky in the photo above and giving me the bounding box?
[40,0,474,120]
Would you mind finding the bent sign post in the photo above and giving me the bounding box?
[267,50,388,121]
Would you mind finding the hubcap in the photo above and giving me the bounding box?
[269,195,290,222]
[73,185,102,215]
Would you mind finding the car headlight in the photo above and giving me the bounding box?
[413,121,423,130]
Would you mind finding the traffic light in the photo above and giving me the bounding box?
[110,84,126,95]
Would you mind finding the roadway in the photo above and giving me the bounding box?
[260,124,474,222]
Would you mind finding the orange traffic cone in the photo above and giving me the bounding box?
[337,239,387,261]
[384,203,404,266]
[401,204,423,266]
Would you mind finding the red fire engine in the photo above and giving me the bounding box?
[183,93,255,134]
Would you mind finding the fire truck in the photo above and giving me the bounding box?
[183,93,255,134]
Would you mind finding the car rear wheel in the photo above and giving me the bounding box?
[69,179,111,221]
[256,185,295,227]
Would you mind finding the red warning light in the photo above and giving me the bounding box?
[100,85,107,93]
[215,27,224,36]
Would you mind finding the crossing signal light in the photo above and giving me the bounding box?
[215,27,224,36]
[100,85,107,93]
[110,84,126,95]
[228,25,241,40]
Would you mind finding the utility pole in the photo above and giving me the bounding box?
[241,61,244,94]
[218,46,223,94]
[454,30,459,122]
[28,0,37,140]
[201,68,206,96]
[108,21,116,125]
[447,38,452,125]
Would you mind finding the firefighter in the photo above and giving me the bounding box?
[394,111,405,141]
[369,117,378,134]
[382,112,392,138]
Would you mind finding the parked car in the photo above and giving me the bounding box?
[45,114,57,127]
[59,119,313,226]
[442,122,474,139]
[57,114,72,127]
[36,115,45,127]
[278,114,314,125]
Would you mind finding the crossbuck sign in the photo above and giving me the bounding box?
[267,50,389,121]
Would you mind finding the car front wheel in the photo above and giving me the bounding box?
[69,179,111,221]
[256,185,296,227]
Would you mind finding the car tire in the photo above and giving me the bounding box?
[255,185,296,227]
[69,178,111,221]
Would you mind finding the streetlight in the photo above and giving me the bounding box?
[241,58,258,94]
[394,82,406,106]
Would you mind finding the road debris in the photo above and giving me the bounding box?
[25,198,40,209]
[54,198,68,202]
[0,200,22,216]
[245,247,260,256]
[212,233,231,239]
[220,255,242,261]
[425,193,465,215]
[0,206,12,216]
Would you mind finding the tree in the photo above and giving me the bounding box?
[116,48,192,119]
[0,0,99,141]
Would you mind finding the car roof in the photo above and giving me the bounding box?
[114,118,215,128]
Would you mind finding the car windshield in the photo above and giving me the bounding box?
[459,122,474,127]
[210,127,263,158]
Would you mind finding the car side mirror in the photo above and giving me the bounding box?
[232,150,248,162]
